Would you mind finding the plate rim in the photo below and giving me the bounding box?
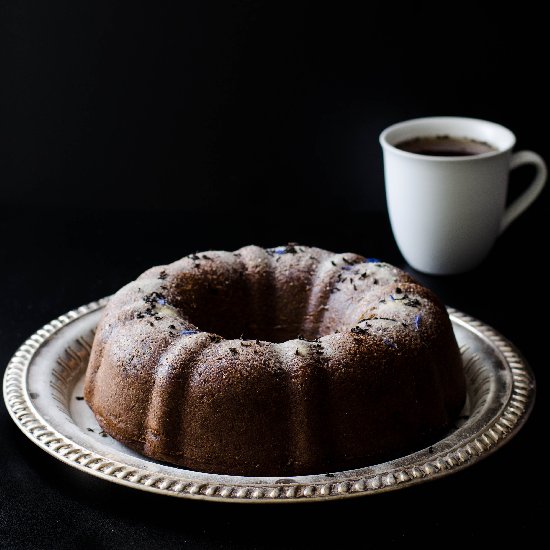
[3,298,536,503]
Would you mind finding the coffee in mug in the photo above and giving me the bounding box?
[395,135,496,157]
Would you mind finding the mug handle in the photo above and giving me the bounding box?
[500,150,547,233]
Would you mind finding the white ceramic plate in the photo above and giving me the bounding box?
[3,299,535,502]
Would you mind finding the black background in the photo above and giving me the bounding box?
[1,1,547,211]
[0,1,547,548]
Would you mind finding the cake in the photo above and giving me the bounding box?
[84,245,466,476]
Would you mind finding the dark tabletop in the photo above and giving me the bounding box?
[0,204,546,549]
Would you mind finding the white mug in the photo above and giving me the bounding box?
[380,117,547,275]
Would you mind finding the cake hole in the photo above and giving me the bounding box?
[169,270,358,343]
[182,306,327,343]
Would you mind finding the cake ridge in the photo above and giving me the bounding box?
[265,245,324,342]
[143,333,214,461]
[275,338,330,473]
[238,245,276,342]
[302,251,345,339]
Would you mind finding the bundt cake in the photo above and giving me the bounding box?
[84,245,466,476]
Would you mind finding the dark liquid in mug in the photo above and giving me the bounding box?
[395,135,497,157]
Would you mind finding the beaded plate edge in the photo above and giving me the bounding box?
[3,298,536,503]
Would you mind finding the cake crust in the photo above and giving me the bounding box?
[84,245,466,476]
